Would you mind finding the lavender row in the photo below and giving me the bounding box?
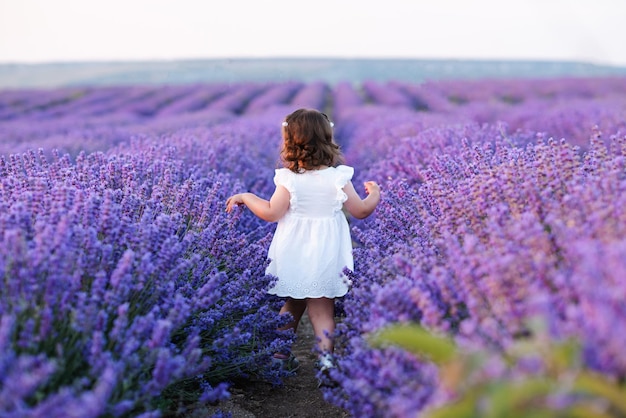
[3,77,625,121]
[0,82,337,159]
[0,111,298,416]
[324,103,626,416]
[0,82,322,123]
[4,77,625,158]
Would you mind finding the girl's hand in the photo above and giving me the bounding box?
[226,194,244,213]
[364,181,380,196]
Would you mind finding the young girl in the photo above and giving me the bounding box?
[225,108,380,373]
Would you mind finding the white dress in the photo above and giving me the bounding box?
[266,165,354,299]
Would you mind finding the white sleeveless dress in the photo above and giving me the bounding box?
[266,165,354,299]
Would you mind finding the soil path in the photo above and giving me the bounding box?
[199,316,350,418]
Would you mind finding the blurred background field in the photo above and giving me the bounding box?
[2,58,626,88]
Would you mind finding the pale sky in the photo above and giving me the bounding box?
[1,0,625,67]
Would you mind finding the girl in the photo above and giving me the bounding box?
[225,108,380,374]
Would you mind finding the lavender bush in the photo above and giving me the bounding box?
[0,103,295,415]
[324,81,626,416]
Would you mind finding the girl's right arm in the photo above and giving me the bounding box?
[342,181,381,219]
[225,185,290,222]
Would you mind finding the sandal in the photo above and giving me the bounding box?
[315,353,336,372]
[272,352,300,373]
[315,353,339,388]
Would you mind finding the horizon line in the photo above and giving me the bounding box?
[1,56,625,70]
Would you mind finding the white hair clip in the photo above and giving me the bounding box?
[330,121,335,127]
[282,121,288,127]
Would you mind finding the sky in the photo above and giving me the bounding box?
[1,0,625,67]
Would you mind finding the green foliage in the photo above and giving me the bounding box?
[369,323,456,365]
[369,322,626,417]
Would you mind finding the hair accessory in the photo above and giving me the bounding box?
[320,112,335,128]
[282,121,288,127]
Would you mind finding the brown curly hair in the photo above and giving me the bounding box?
[280,108,344,173]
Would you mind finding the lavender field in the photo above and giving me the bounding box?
[1,76,626,417]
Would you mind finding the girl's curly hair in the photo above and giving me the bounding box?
[280,108,344,173]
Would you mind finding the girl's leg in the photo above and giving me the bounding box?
[279,297,307,332]
[306,297,335,353]
[274,298,307,366]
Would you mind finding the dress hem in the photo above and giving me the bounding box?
[268,291,349,299]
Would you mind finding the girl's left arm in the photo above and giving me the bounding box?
[225,186,290,222]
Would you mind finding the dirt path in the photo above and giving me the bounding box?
[198,316,350,418]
